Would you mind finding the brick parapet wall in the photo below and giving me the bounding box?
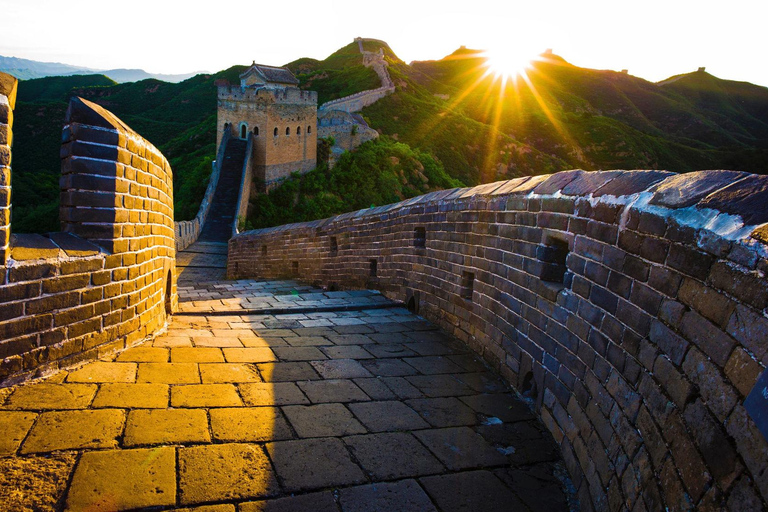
[0,95,177,385]
[319,85,394,114]
[218,85,317,106]
[229,169,768,511]
[233,133,255,235]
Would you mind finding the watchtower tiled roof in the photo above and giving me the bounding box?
[240,63,299,87]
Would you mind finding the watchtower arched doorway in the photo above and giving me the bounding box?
[240,123,247,139]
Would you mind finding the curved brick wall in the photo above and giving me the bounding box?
[229,169,768,511]
[0,88,177,385]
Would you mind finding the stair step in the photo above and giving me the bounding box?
[198,138,248,243]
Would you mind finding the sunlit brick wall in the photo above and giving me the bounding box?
[0,94,176,385]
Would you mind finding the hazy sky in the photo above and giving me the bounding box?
[2,0,766,86]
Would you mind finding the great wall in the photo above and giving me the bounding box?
[318,38,395,114]
[0,55,767,511]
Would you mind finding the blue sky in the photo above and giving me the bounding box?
[2,0,766,87]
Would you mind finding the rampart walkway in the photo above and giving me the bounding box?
[0,252,572,510]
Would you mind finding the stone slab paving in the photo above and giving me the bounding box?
[0,270,575,511]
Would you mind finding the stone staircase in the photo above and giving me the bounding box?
[198,138,247,243]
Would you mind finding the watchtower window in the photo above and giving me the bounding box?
[297,126,301,135]
[286,127,290,136]
[274,127,278,137]
[253,127,259,136]
[239,124,247,139]
[307,126,312,134]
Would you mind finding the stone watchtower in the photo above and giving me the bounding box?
[217,63,317,191]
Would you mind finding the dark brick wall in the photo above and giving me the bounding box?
[0,94,176,385]
[229,170,768,511]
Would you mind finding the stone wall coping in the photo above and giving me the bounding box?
[9,232,104,262]
[0,73,17,109]
[67,97,135,135]
[9,234,63,261]
[47,232,103,258]
[235,169,768,253]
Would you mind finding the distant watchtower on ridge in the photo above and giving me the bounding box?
[216,63,317,191]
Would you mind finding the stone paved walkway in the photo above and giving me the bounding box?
[0,259,573,511]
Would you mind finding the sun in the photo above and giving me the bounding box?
[482,47,534,79]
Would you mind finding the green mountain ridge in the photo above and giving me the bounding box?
[7,41,768,233]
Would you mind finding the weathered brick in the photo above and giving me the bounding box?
[584,260,609,286]
[647,265,682,298]
[708,260,768,310]
[618,230,643,255]
[678,277,735,328]
[662,409,711,502]
[590,286,618,315]
[724,347,764,397]
[9,263,56,283]
[635,405,667,468]
[680,310,735,367]
[0,282,40,302]
[630,282,662,315]
[726,304,768,361]
[649,320,689,366]
[658,298,685,327]
[606,369,641,421]
[26,292,80,315]
[725,405,768,501]
[667,244,715,281]
[683,399,741,490]
[637,212,667,236]
[587,221,617,245]
[659,457,694,511]
[640,236,670,264]
[653,356,694,408]
[682,347,738,422]
[606,271,632,299]
[623,255,649,282]
[42,274,90,294]
[616,299,651,337]
[60,258,103,275]
[727,476,764,511]
[637,373,674,423]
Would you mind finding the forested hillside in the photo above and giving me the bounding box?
[9,40,768,233]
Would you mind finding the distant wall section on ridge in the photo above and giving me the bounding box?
[229,169,768,511]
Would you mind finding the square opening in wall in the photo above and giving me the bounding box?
[369,259,377,277]
[536,238,569,283]
[414,227,426,248]
[330,236,338,256]
[460,271,475,300]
